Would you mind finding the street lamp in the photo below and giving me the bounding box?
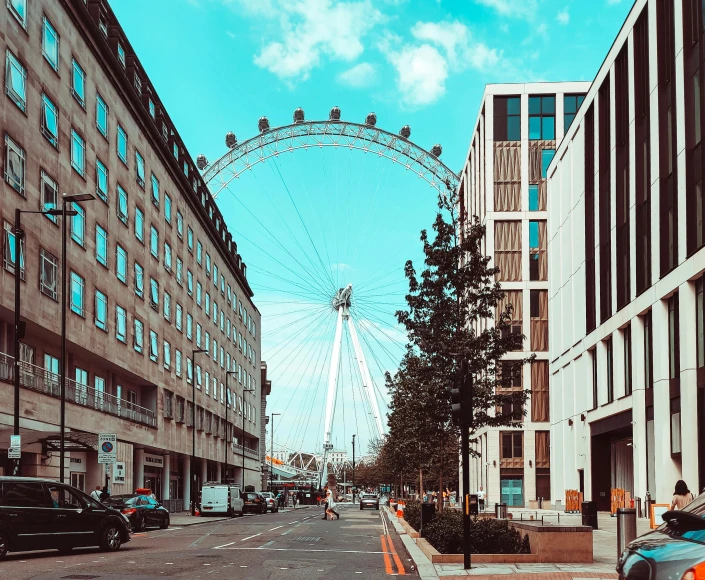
[239,380,255,491]
[59,193,94,484]
[224,371,237,480]
[269,413,280,492]
[352,434,356,503]
[11,206,64,476]
[191,348,208,515]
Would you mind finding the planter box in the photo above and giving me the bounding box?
[398,517,420,539]
[416,538,541,564]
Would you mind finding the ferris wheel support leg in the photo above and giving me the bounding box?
[347,316,386,440]
[321,306,344,487]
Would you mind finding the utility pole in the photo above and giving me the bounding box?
[351,434,356,503]
[270,413,280,492]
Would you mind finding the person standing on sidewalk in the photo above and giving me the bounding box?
[671,480,694,510]
[477,486,486,511]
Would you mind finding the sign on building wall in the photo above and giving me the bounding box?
[98,433,117,464]
[144,453,164,468]
[113,462,126,484]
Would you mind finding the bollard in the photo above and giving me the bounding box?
[617,508,637,558]
[495,503,508,519]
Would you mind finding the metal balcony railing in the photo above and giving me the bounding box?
[0,352,156,428]
[232,442,260,460]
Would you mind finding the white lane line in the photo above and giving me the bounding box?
[259,541,275,548]
[288,521,298,524]
[240,532,262,541]
[268,525,284,531]
[214,541,236,549]
[281,528,295,536]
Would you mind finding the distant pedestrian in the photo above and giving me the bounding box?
[477,486,486,511]
[99,486,110,502]
[326,487,340,520]
[671,480,694,510]
[90,486,102,502]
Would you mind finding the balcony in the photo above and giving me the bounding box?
[232,442,260,461]
[0,352,157,428]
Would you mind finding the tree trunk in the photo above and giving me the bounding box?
[419,467,423,501]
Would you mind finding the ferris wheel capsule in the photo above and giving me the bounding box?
[196,154,208,170]
[293,108,305,123]
[399,125,411,139]
[258,116,270,133]
[329,106,341,121]
[431,144,442,157]
[225,132,237,148]
[365,112,377,126]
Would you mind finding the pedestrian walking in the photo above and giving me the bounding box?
[321,485,330,519]
[90,486,102,502]
[99,486,110,502]
[671,480,694,510]
[326,486,340,520]
[477,486,486,511]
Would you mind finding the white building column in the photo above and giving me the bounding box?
[631,316,648,501]
[679,281,699,488]
[201,458,208,487]
[215,461,222,484]
[134,449,145,492]
[162,454,171,501]
[182,455,191,511]
[487,431,500,507]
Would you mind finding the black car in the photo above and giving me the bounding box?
[103,494,169,531]
[243,492,267,514]
[0,476,131,559]
[359,493,380,510]
[618,494,705,580]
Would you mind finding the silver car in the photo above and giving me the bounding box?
[259,491,279,513]
[359,493,379,510]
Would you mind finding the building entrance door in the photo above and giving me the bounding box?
[500,478,523,506]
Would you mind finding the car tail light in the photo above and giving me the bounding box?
[683,562,705,580]
[122,508,137,515]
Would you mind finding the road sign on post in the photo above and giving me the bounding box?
[8,449,20,459]
[10,435,21,450]
[98,433,117,464]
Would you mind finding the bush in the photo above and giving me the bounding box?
[417,510,531,555]
[402,501,422,532]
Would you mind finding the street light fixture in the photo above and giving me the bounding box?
[224,371,236,480]
[191,348,208,515]
[269,413,280,492]
[239,379,255,491]
[58,193,94,483]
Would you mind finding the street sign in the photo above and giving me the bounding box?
[113,462,126,484]
[98,433,117,464]
[10,435,21,450]
[8,448,20,459]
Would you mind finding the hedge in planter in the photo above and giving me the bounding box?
[403,501,422,532]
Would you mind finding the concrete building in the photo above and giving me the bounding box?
[547,0,705,509]
[0,0,266,509]
[459,81,589,508]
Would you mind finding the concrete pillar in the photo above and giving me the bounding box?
[162,454,171,501]
[631,316,649,501]
[679,281,699,488]
[182,455,191,512]
[215,461,222,484]
[134,448,145,492]
[201,458,208,487]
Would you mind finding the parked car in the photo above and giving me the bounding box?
[617,494,705,580]
[102,494,169,531]
[360,493,380,510]
[0,476,131,559]
[243,492,267,514]
[200,484,243,517]
[259,491,279,513]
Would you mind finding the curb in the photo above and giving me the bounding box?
[385,507,439,579]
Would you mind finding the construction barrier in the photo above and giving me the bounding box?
[610,488,630,516]
[564,489,582,513]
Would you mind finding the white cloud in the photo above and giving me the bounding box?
[475,0,539,20]
[226,30,236,39]
[233,0,384,82]
[379,21,500,108]
[337,63,377,88]
[331,262,354,271]
[556,8,569,24]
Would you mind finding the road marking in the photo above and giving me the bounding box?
[268,525,284,531]
[216,547,394,554]
[241,532,262,541]
[281,528,295,535]
[288,521,298,524]
[259,541,275,548]
[214,541,236,549]
[380,535,393,575]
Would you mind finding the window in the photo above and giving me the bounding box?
[175,350,182,377]
[7,0,26,27]
[196,323,202,347]
[221,274,225,295]
[96,94,108,138]
[39,248,58,300]
[494,96,520,141]
[116,305,126,342]
[165,194,172,224]
[150,226,159,258]
[541,149,554,178]
[528,184,539,211]
[177,212,183,237]
[117,42,126,67]
[187,358,193,383]
[501,432,523,459]
[116,245,127,283]
[4,134,25,194]
[149,330,158,362]
[42,17,59,71]
[41,171,58,222]
[206,292,210,315]
[606,337,614,403]
[529,220,546,281]
[134,72,142,95]
[71,129,85,177]
[41,94,59,147]
[164,242,172,271]
[134,318,144,353]
[624,325,632,396]
[213,264,218,287]
[176,257,183,285]
[187,313,193,340]
[564,94,585,130]
[135,207,144,242]
[71,203,85,246]
[187,270,193,295]
[4,222,24,279]
[616,45,630,311]
[71,59,85,107]
[188,227,194,251]
[585,104,597,332]
[151,174,160,207]
[164,340,171,370]
[176,303,183,331]
[206,253,211,275]
[197,282,202,306]
[96,224,107,266]
[5,51,26,114]
[117,185,128,224]
[95,290,107,329]
[635,9,651,295]
[699,278,705,369]
[529,95,555,140]
[70,272,84,316]
[134,262,144,298]
[96,159,108,202]
[197,241,203,264]
[135,151,145,188]
[150,278,159,309]
[164,291,171,321]
[117,125,127,164]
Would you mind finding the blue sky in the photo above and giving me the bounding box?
[111,0,634,457]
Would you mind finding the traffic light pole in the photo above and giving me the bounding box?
[452,358,472,570]
[461,415,471,570]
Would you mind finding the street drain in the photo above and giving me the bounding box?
[62,576,101,579]
[294,537,321,542]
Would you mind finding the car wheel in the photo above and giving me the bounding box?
[160,515,170,529]
[0,529,7,560]
[100,525,122,552]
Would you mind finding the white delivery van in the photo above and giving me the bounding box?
[200,484,244,517]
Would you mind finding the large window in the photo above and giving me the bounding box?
[117,125,127,164]
[529,221,546,281]
[71,203,85,246]
[529,95,555,140]
[624,325,633,396]
[134,262,144,298]
[42,17,59,71]
[41,171,58,222]
[4,221,24,278]
[150,226,159,258]
[71,59,85,107]
[117,185,128,225]
[616,44,630,311]
[164,291,171,322]
[564,94,585,131]
[41,94,58,147]
[95,290,107,330]
[96,159,108,203]
[585,105,597,332]
[96,94,108,138]
[149,330,158,362]
[151,174,160,208]
[5,50,26,112]
[96,224,107,266]
[39,248,58,300]
[164,242,172,272]
[606,336,614,403]
[592,349,598,408]
[165,194,172,224]
[669,294,680,380]
[8,0,26,27]
[644,310,653,390]
[116,305,126,342]
[4,134,25,195]
[150,278,159,309]
[635,8,651,294]
[541,149,554,178]
[188,227,194,251]
[494,96,521,141]
[71,129,85,177]
[116,245,127,284]
[135,151,145,188]
[134,318,144,353]
[135,208,144,243]
[501,432,523,459]
[70,272,85,317]
[599,78,612,323]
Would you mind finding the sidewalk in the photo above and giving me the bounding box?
[386,507,654,579]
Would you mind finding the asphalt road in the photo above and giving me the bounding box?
[1,505,415,579]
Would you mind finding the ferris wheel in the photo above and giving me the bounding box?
[198,107,459,485]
